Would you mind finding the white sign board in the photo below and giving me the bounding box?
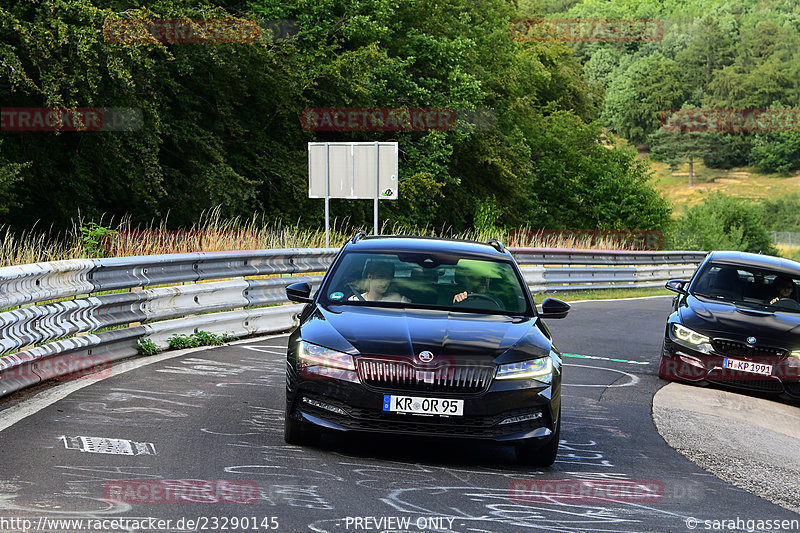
[308,142,398,199]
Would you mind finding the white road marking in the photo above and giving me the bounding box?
[563,353,650,365]
[60,435,156,455]
[241,346,286,355]
[562,363,641,388]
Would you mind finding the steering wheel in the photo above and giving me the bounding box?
[455,293,504,309]
[774,297,800,310]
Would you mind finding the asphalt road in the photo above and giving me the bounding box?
[0,296,798,533]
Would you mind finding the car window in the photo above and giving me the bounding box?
[691,262,800,312]
[320,251,531,314]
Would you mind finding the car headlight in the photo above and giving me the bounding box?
[298,341,355,370]
[671,323,710,346]
[496,357,552,380]
[790,350,800,359]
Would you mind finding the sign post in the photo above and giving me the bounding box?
[308,142,398,246]
[374,140,379,235]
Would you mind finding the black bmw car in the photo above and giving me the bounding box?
[283,234,570,465]
[660,250,800,399]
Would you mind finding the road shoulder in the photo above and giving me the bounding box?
[652,383,800,513]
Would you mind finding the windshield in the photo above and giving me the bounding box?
[320,251,531,315]
[691,262,800,313]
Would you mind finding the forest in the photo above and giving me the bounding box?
[0,0,797,244]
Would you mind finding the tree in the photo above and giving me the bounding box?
[0,0,671,237]
[648,129,714,186]
[603,55,689,145]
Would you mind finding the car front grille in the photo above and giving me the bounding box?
[706,375,785,393]
[784,383,800,397]
[711,339,787,359]
[356,358,494,394]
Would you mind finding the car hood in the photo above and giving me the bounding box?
[301,304,550,363]
[681,295,800,342]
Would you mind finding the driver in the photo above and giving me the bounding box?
[453,267,491,303]
[769,276,795,305]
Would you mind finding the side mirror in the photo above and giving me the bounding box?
[539,298,570,319]
[286,282,313,304]
[665,279,689,294]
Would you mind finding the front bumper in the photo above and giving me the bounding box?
[661,337,800,397]
[286,364,560,445]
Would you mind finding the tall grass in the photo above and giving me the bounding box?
[0,225,83,267]
[0,208,642,267]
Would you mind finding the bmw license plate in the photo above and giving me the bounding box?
[383,395,463,416]
[722,358,772,375]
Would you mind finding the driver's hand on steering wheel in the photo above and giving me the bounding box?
[770,297,779,304]
[453,291,468,303]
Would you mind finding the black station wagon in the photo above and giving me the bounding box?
[284,234,570,465]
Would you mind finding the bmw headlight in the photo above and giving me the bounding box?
[496,357,552,380]
[790,351,800,359]
[298,341,355,370]
[671,324,710,346]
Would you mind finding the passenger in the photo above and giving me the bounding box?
[351,261,409,303]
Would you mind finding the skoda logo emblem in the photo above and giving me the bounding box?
[418,351,434,363]
[746,336,757,345]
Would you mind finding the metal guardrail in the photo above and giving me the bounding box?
[514,248,706,293]
[0,246,706,399]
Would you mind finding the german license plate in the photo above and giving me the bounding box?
[722,358,772,375]
[382,395,463,416]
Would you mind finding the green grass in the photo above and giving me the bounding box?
[645,157,800,216]
[533,286,673,302]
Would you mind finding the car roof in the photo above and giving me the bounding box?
[707,250,800,274]
[343,235,511,260]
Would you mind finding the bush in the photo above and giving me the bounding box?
[750,132,800,174]
[167,334,202,350]
[669,193,778,254]
[167,331,234,350]
[193,330,224,346]
[760,194,800,232]
[137,338,161,356]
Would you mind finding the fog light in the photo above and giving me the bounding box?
[499,412,543,425]
[302,397,347,416]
